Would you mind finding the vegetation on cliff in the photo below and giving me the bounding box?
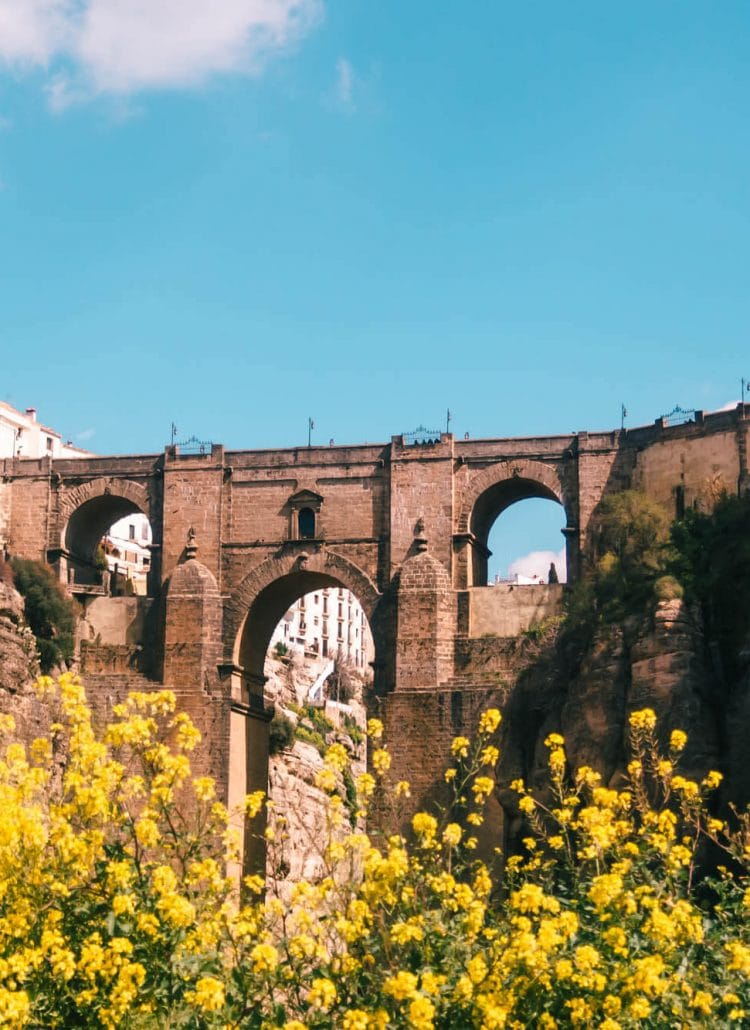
[7,558,75,673]
[562,489,750,664]
[0,674,749,1027]
[670,492,750,683]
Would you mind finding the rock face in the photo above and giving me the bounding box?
[0,578,51,742]
[498,599,730,845]
[264,653,367,893]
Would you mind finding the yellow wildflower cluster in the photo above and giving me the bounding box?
[0,680,748,1028]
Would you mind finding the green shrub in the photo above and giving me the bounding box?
[294,723,326,755]
[9,557,76,672]
[343,714,364,747]
[654,574,684,601]
[268,711,295,755]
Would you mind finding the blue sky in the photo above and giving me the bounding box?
[1,1,749,578]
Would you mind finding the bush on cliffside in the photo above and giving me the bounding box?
[9,557,75,673]
[1,675,750,1028]
[562,490,673,653]
[670,491,750,681]
[269,710,295,754]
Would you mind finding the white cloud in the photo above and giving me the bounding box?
[76,427,95,442]
[335,56,354,111]
[0,0,322,103]
[507,547,567,584]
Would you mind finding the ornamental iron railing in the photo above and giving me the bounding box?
[402,425,442,446]
[660,406,696,427]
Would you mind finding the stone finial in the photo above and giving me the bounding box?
[413,516,428,553]
[185,526,198,560]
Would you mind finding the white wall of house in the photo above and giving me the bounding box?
[270,587,374,670]
[0,402,93,460]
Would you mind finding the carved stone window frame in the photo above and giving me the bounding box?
[287,489,324,540]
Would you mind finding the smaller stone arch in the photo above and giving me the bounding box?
[457,460,574,587]
[58,477,151,526]
[457,460,567,533]
[58,477,155,592]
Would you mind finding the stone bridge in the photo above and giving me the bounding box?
[1,406,748,865]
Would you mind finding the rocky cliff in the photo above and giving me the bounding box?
[498,597,750,845]
[0,578,52,741]
[264,653,367,892]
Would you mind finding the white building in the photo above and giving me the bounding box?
[0,402,93,460]
[102,514,152,596]
[271,587,373,671]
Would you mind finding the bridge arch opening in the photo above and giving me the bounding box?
[64,495,155,596]
[236,569,377,696]
[232,566,377,879]
[470,478,567,586]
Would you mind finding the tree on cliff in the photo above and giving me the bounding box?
[9,557,75,673]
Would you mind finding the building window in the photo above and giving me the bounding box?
[337,621,344,640]
[46,437,53,452]
[298,507,316,539]
[129,524,136,541]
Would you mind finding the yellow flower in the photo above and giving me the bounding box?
[412,812,438,839]
[190,976,225,1012]
[308,977,337,1010]
[669,729,687,751]
[341,1012,369,1030]
[442,823,462,846]
[472,776,494,801]
[408,994,435,1029]
[478,709,501,735]
[250,942,279,974]
[480,745,500,766]
[315,767,337,792]
[384,970,419,1000]
[244,790,265,819]
[450,736,470,758]
[629,708,657,731]
[352,772,374,800]
[367,718,384,740]
[371,749,391,775]
[325,742,349,772]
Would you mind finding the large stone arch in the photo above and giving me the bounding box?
[226,547,383,683]
[457,459,575,586]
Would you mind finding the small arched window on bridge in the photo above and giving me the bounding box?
[298,507,316,539]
